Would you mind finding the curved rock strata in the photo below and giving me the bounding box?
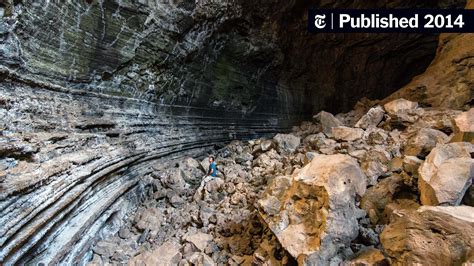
[0,0,469,264]
[0,78,294,265]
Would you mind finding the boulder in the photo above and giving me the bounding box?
[273,133,301,153]
[303,152,319,165]
[129,240,182,266]
[349,248,388,266]
[134,207,163,233]
[200,158,210,175]
[360,148,391,185]
[388,157,403,173]
[313,111,343,136]
[332,126,364,142]
[361,174,404,225]
[361,159,387,186]
[383,98,418,115]
[451,108,474,143]
[404,128,449,157]
[258,154,366,265]
[235,152,253,164]
[366,127,389,145]
[252,149,284,177]
[260,139,275,152]
[418,142,474,205]
[383,99,420,124]
[180,157,205,185]
[187,252,215,266]
[355,106,385,129]
[162,168,188,192]
[402,156,423,178]
[381,206,474,265]
[184,232,213,252]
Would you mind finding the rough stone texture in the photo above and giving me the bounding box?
[385,0,474,109]
[332,126,365,142]
[451,108,474,143]
[0,0,467,264]
[349,248,388,266]
[129,240,182,266]
[273,133,301,154]
[355,106,385,129]
[404,128,450,157]
[0,1,454,115]
[381,206,474,266]
[258,154,366,265]
[184,232,213,252]
[361,174,404,225]
[314,111,344,136]
[0,82,292,265]
[418,142,474,206]
[383,98,418,116]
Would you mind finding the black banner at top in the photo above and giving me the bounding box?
[308,9,474,33]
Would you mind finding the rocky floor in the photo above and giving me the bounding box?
[87,98,473,265]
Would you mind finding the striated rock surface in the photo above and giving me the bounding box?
[0,0,469,264]
[258,154,366,265]
[381,206,474,265]
[418,142,474,206]
[0,81,294,265]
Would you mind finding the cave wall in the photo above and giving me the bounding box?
[385,0,474,108]
[0,0,466,264]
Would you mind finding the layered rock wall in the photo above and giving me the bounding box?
[0,0,467,264]
[0,76,296,264]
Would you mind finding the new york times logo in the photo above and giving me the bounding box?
[314,14,326,29]
[308,9,474,33]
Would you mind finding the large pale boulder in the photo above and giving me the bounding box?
[383,98,420,124]
[313,111,344,136]
[273,133,301,153]
[332,126,364,142]
[257,154,366,265]
[381,206,474,265]
[418,142,474,205]
[355,106,385,129]
[383,98,418,115]
[451,108,474,143]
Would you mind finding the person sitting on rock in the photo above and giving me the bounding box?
[194,156,218,201]
[207,155,217,177]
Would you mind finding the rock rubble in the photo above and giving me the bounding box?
[86,97,473,265]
